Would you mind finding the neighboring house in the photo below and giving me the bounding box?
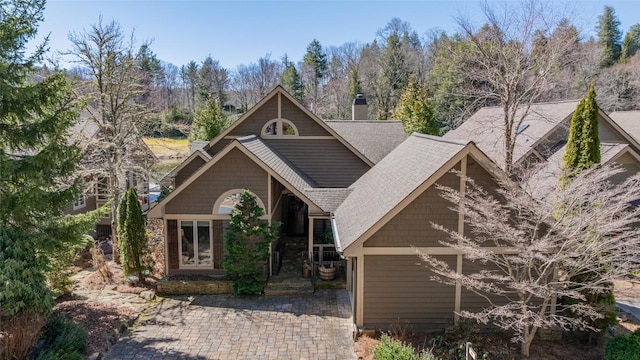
[443,101,640,195]
[66,113,158,238]
[610,110,640,142]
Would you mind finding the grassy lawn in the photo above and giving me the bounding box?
[143,137,190,158]
[143,137,190,182]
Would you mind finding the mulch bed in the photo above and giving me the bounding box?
[53,299,136,356]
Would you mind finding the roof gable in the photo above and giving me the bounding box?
[443,101,579,168]
[333,134,503,253]
[610,111,640,142]
[149,135,330,217]
[204,85,373,167]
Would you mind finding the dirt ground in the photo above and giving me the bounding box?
[354,279,640,360]
[55,259,156,357]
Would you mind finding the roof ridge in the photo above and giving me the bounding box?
[411,132,469,146]
[325,120,403,123]
[478,99,580,110]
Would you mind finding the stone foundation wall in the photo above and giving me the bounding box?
[157,279,232,295]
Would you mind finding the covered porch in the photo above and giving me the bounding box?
[267,190,346,284]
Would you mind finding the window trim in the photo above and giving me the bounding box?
[178,220,215,269]
[212,189,266,216]
[73,195,86,210]
[260,118,299,138]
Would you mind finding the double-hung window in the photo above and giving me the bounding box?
[179,220,213,268]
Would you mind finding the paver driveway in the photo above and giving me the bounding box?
[106,289,357,360]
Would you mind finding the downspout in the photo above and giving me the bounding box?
[330,215,342,254]
[331,214,358,338]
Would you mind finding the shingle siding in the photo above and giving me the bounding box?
[175,156,206,187]
[280,97,331,136]
[364,165,460,248]
[165,148,268,214]
[363,255,456,331]
[230,97,279,136]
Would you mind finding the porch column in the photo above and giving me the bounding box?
[308,217,314,265]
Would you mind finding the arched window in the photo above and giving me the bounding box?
[212,189,266,215]
[261,118,298,137]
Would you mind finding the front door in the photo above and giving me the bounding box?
[283,194,308,236]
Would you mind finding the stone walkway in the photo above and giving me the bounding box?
[106,289,357,360]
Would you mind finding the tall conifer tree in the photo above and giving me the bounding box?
[563,84,600,174]
[0,0,84,321]
[597,6,622,67]
[117,187,151,283]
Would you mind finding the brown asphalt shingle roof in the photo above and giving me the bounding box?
[238,135,317,191]
[238,136,360,213]
[443,100,579,168]
[325,120,407,163]
[333,133,469,251]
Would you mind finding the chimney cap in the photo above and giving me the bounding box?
[353,93,367,105]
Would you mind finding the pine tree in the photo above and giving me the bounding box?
[281,55,304,102]
[221,190,280,295]
[117,187,151,283]
[0,0,84,321]
[597,6,622,67]
[190,97,230,141]
[348,69,362,103]
[393,76,439,135]
[620,24,640,64]
[302,39,327,110]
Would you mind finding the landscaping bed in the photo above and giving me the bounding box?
[355,279,640,360]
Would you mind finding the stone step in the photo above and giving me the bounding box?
[264,284,314,296]
[267,280,312,289]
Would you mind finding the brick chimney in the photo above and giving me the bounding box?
[352,94,367,120]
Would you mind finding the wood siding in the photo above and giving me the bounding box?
[165,148,268,214]
[266,138,370,187]
[364,164,460,247]
[460,260,509,313]
[363,255,457,331]
[167,220,179,270]
[64,194,97,216]
[279,96,332,136]
[175,156,206,187]
[599,118,627,143]
[230,96,279,136]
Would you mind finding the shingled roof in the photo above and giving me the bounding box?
[237,135,317,192]
[525,142,631,200]
[333,133,470,251]
[610,111,640,142]
[325,120,407,163]
[443,100,579,168]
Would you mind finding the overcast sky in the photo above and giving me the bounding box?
[31,0,640,70]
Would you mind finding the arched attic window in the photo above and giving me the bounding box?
[261,118,298,137]
[212,189,266,215]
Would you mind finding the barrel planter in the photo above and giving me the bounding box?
[319,265,336,280]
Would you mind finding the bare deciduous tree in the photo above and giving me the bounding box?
[67,18,153,256]
[453,0,577,174]
[418,166,640,357]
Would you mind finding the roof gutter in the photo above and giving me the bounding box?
[330,216,343,254]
